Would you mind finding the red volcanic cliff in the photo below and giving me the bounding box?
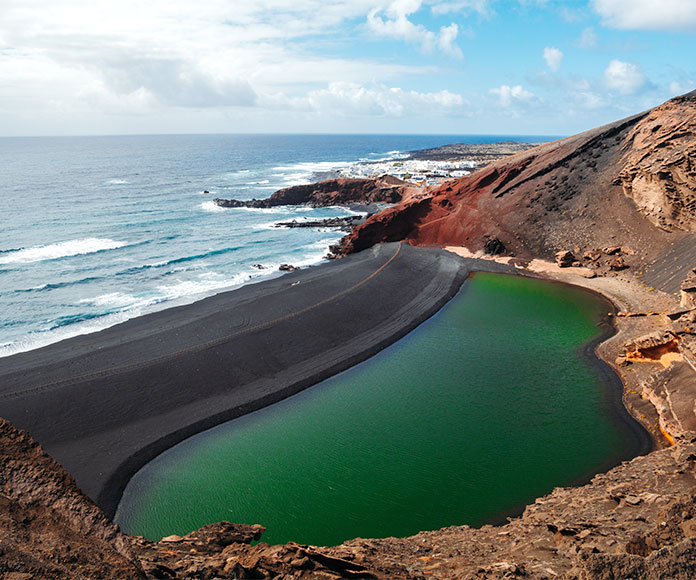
[339,90,696,287]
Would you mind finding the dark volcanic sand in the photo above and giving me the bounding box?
[0,244,512,518]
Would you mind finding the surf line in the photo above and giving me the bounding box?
[1,243,403,400]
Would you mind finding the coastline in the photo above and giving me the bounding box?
[0,243,515,519]
[445,246,669,450]
[0,239,654,530]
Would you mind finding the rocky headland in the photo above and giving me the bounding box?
[213,175,417,210]
[406,140,541,165]
[3,91,696,579]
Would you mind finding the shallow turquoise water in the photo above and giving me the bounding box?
[115,273,641,546]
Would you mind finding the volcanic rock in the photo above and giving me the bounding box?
[681,270,696,309]
[555,250,576,267]
[214,175,411,209]
[610,256,627,270]
[483,236,506,255]
[274,215,363,230]
[336,91,696,293]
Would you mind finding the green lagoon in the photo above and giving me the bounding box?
[115,273,645,546]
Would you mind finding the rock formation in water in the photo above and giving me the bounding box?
[213,175,415,209]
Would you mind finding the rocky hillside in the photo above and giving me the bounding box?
[0,419,143,579]
[338,91,696,292]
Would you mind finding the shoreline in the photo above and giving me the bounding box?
[446,245,667,450]
[0,243,515,519]
[0,240,655,530]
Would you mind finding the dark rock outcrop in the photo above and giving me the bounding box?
[214,175,410,209]
[274,215,364,231]
[483,236,506,255]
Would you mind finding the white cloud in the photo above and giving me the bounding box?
[603,59,647,95]
[490,84,534,107]
[304,81,465,116]
[543,47,563,72]
[430,0,491,16]
[578,92,607,110]
[579,27,597,49]
[366,0,462,57]
[438,23,463,58]
[591,0,696,31]
[1,0,443,128]
[670,80,695,96]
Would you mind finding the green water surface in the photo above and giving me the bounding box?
[115,273,642,546]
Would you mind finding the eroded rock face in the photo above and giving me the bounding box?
[0,419,144,580]
[555,250,576,267]
[617,91,696,232]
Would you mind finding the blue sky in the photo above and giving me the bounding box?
[0,0,694,136]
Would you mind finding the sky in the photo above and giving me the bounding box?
[0,0,694,137]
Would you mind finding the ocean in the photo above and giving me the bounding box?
[0,133,547,357]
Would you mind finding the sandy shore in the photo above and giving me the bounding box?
[446,245,679,448]
[0,243,514,518]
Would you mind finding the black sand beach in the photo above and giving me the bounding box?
[0,243,512,517]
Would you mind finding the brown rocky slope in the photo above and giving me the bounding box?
[338,90,696,292]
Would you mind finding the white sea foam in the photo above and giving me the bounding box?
[0,309,142,358]
[155,272,254,301]
[78,292,145,309]
[0,237,339,358]
[200,201,225,213]
[272,161,351,173]
[0,238,129,265]
[106,179,129,185]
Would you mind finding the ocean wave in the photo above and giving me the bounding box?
[0,238,130,265]
[113,247,241,275]
[78,292,145,309]
[49,311,115,330]
[105,179,130,185]
[272,161,351,173]
[0,309,146,358]
[200,201,226,213]
[156,272,253,301]
[14,275,102,293]
[166,247,240,266]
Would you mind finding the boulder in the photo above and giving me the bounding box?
[609,256,627,270]
[483,236,506,256]
[555,250,576,267]
[624,331,679,359]
[681,270,696,309]
[603,246,622,255]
